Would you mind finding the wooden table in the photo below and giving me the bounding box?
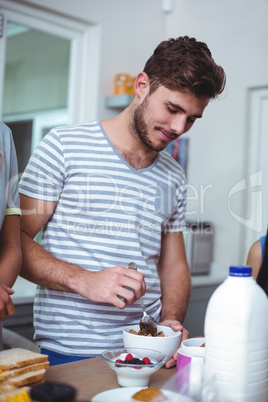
[45,356,177,401]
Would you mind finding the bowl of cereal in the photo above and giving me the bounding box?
[101,348,168,387]
[123,325,181,360]
[181,337,205,349]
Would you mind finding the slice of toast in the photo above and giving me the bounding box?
[0,361,50,382]
[8,369,46,387]
[0,348,48,370]
[0,371,10,382]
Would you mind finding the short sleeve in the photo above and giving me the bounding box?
[163,175,187,233]
[2,124,20,214]
[19,129,65,202]
[0,123,20,229]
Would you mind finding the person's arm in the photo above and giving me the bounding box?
[20,194,146,309]
[0,214,22,321]
[157,231,191,368]
[246,240,262,280]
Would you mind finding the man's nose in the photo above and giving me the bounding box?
[170,116,187,136]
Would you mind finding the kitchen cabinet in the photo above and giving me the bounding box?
[3,302,35,341]
[183,283,220,337]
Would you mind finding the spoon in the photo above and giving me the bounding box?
[128,262,158,336]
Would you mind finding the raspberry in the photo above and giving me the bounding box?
[125,353,133,360]
[142,357,151,364]
[115,358,125,367]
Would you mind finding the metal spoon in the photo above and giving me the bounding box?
[128,262,158,336]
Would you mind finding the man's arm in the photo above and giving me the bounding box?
[0,215,22,321]
[20,194,146,309]
[0,215,21,287]
[157,231,191,368]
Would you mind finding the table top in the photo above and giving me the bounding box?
[45,356,177,401]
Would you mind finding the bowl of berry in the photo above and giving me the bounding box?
[101,348,168,387]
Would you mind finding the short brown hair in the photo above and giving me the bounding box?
[143,36,226,99]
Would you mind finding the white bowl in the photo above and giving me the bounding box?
[101,347,168,387]
[181,337,205,349]
[178,345,205,358]
[123,324,181,360]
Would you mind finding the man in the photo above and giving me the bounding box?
[19,36,226,366]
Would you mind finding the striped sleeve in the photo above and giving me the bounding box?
[159,151,187,233]
[19,129,65,201]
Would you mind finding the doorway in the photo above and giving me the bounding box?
[0,0,100,174]
[3,21,70,174]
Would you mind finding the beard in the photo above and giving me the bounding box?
[130,95,167,152]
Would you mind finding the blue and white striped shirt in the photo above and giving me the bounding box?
[19,120,186,356]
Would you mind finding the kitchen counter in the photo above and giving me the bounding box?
[191,262,227,287]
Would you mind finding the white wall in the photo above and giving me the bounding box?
[166,0,268,269]
[16,0,268,273]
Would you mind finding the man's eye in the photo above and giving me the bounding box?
[187,117,196,124]
[167,107,177,114]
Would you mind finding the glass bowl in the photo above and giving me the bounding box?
[101,347,168,387]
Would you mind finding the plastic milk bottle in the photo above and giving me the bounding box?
[203,266,268,402]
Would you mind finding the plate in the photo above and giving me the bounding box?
[91,387,194,401]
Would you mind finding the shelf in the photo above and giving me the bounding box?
[105,94,134,108]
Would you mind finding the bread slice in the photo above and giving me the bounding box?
[0,361,49,382]
[8,369,46,387]
[0,348,48,370]
[0,371,10,382]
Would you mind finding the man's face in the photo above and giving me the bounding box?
[132,85,210,152]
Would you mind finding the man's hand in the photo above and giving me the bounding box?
[72,265,146,309]
[158,319,189,368]
[0,283,15,321]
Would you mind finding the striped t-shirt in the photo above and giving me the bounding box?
[19,120,186,356]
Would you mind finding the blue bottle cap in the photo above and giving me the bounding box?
[229,266,252,277]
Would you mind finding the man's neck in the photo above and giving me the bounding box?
[101,109,158,170]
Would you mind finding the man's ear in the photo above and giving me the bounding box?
[134,72,150,99]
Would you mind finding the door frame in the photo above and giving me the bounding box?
[0,0,100,124]
[244,86,268,256]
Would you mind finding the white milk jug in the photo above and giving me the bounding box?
[203,266,268,402]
